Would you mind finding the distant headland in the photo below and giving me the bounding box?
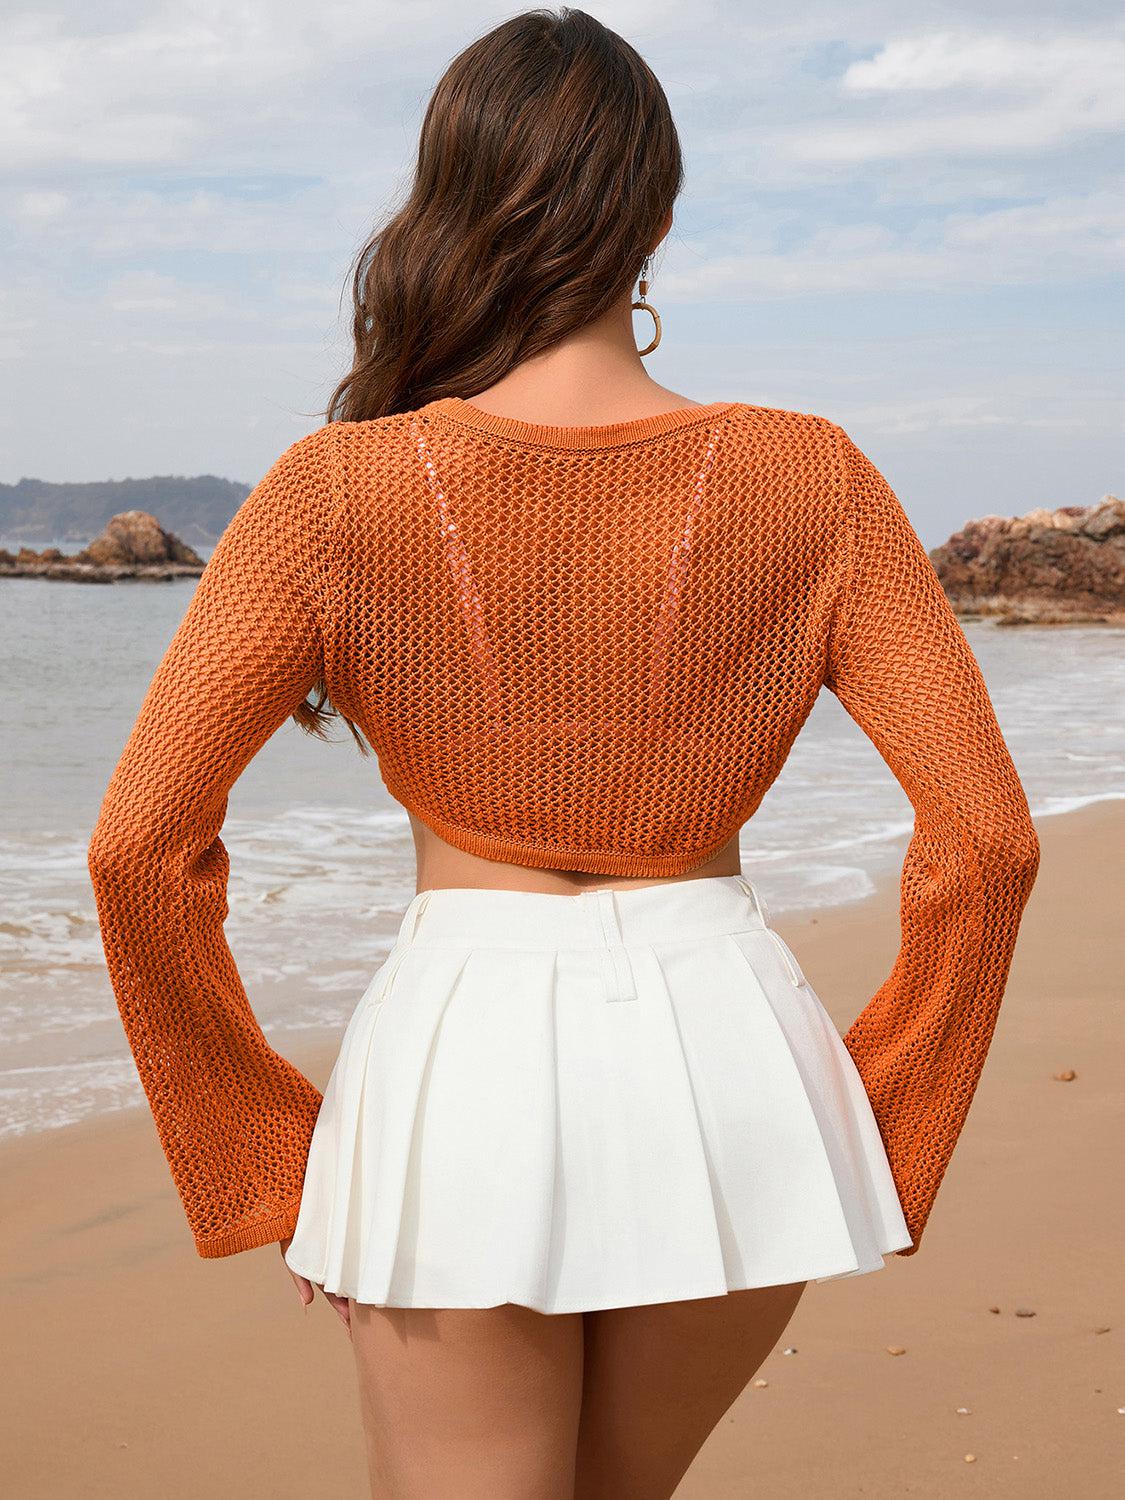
[0,472,246,548]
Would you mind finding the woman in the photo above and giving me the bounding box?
[87,9,1041,1498]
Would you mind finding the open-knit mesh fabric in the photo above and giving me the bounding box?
[87,398,1040,1259]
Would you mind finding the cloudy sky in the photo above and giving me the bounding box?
[2,1,1121,546]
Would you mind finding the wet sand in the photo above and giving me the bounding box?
[1,800,1121,1497]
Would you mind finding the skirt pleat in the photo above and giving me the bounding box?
[283,877,914,1313]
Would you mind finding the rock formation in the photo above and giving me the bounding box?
[0,511,204,582]
[5,496,1122,623]
[929,495,1125,626]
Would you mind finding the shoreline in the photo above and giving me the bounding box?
[3,797,1122,1497]
[2,791,1121,1152]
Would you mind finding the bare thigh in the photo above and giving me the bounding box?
[349,1298,585,1500]
[574,1280,807,1500]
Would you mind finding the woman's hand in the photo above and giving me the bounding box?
[279,1236,352,1335]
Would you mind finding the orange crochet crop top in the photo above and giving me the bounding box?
[87,397,1041,1260]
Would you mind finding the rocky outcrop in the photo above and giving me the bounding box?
[0,511,205,582]
[5,496,1122,620]
[929,496,1125,626]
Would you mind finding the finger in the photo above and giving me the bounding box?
[324,1290,351,1332]
[279,1242,314,1307]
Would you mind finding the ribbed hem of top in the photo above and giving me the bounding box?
[422,396,739,451]
[194,1198,304,1259]
[383,775,735,877]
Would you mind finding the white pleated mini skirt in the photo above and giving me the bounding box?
[283,874,913,1315]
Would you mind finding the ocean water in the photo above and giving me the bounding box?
[1,573,1122,1140]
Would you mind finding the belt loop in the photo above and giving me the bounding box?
[402,887,434,947]
[768,930,806,988]
[736,877,802,986]
[590,888,637,1003]
[736,874,769,928]
[374,888,433,1007]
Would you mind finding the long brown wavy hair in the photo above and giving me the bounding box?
[294,6,684,748]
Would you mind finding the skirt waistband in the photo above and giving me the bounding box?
[380,875,784,1006]
[392,874,771,956]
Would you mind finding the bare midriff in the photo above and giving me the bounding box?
[407,811,744,896]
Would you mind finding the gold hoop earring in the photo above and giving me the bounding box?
[631,254,662,356]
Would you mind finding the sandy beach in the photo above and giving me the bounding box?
[2,799,1121,1498]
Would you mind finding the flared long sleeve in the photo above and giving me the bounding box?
[87,423,341,1258]
[823,427,1041,1255]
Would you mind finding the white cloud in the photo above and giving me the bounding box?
[0,1,438,172]
[12,189,68,218]
[943,190,1125,252]
[841,28,1122,94]
[668,184,1125,296]
[846,396,1009,435]
[783,25,1125,161]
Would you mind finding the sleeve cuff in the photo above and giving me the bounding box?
[194,1199,304,1259]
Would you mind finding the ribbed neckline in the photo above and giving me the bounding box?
[423,396,739,450]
